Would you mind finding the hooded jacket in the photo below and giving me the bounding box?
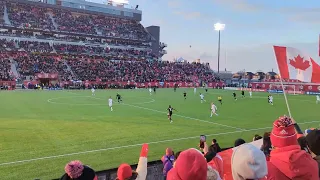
[267,145,319,180]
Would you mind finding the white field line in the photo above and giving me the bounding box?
[59,92,244,130]
[0,120,318,166]
[122,103,245,131]
[47,96,156,106]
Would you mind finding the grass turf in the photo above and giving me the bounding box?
[0,88,319,179]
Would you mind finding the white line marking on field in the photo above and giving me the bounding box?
[52,93,243,130]
[0,120,318,166]
[122,103,245,130]
[47,96,156,106]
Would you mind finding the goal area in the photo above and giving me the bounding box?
[268,84,298,95]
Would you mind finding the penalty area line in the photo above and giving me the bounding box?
[0,120,318,166]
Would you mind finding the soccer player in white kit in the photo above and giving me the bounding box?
[200,93,206,103]
[194,87,197,94]
[149,88,152,95]
[210,102,218,117]
[268,95,273,105]
[316,95,320,104]
[108,96,113,111]
[249,90,252,98]
[91,87,95,96]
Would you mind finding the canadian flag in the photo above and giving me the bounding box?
[273,46,320,83]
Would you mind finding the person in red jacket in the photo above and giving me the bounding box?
[267,116,319,180]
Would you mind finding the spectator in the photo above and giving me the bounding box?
[211,139,221,153]
[167,148,207,180]
[161,148,175,180]
[252,134,262,141]
[297,136,310,153]
[231,144,267,180]
[174,151,181,166]
[306,129,320,177]
[267,116,319,180]
[203,142,223,178]
[260,132,272,159]
[234,138,246,147]
[116,144,148,180]
[60,160,97,180]
[305,128,317,136]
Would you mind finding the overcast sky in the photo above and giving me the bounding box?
[87,0,320,72]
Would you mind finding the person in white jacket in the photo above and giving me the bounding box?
[116,144,148,180]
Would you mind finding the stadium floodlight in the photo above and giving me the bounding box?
[214,23,225,73]
[214,23,225,31]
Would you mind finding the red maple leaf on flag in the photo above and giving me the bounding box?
[289,55,310,71]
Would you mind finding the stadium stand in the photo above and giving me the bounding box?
[0,0,217,89]
[0,56,13,81]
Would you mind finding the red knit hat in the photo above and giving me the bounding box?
[117,164,132,180]
[167,148,207,180]
[270,116,297,148]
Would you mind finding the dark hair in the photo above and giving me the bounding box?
[234,138,246,147]
[174,151,181,161]
[253,134,262,141]
[261,132,272,156]
[212,139,217,143]
[297,136,310,154]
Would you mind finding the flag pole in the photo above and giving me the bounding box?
[278,74,293,118]
[273,46,293,118]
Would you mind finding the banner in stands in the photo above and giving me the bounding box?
[77,81,226,88]
[0,81,16,90]
[226,87,266,92]
[250,82,320,92]
[36,73,58,79]
[224,87,238,91]
[306,91,320,95]
[240,88,266,92]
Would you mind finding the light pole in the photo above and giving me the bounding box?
[214,23,225,73]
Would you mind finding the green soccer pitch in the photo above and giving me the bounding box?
[0,88,319,179]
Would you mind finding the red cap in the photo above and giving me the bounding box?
[270,116,297,148]
[117,164,132,180]
[167,148,207,180]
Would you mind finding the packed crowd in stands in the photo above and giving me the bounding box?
[65,58,216,82]
[60,117,320,180]
[0,56,13,81]
[53,9,96,35]
[92,15,149,40]
[0,38,16,50]
[3,2,150,41]
[5,52,215,83]
[14,55,72,81]
[0,1,5,25]
[7,3,55,30]
[18,40,53,53]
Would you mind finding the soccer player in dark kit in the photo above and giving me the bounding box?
[167,105,177,123]
[116,93,122,103]
[183,91,187,100]
[233,92,237,101]
[241,90,245,98]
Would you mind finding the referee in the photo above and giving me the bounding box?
[218,96,222,105]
